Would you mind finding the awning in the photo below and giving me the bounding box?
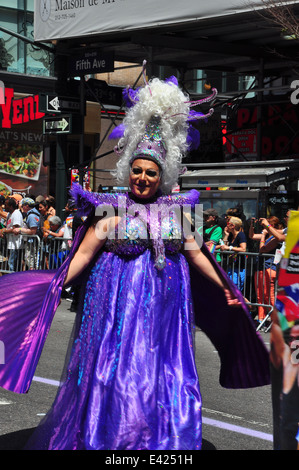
[181,166,295,189]
[34,0,275,42]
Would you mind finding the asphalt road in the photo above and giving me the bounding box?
[195,328,273,451]
[0,299,273,452]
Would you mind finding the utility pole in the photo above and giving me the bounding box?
[54,53,69,219]
[256,59,264,161]
[79,77,85,186]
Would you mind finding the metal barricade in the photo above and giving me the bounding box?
[0,234,41,273]
[42,237,72,270]
[23,234,42,271]
[0,235,72,274]
[215,250,277,331]
[0,236,9,274]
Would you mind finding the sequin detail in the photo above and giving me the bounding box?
[104,207,184,268]
[70,184,199,270]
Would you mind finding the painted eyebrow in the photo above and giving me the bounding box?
[132,167,158,173]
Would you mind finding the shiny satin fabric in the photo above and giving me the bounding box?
[190,244,270,389]
[0,221,89,394]
[0,269,57,393]
[26,251,202,450]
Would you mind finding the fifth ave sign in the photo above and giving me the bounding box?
[69,50,114,77]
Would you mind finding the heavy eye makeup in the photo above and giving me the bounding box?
[131,167,159,178]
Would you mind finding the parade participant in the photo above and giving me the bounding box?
[0,69,270,450]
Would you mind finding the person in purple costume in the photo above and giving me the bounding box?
[0,70,270,450]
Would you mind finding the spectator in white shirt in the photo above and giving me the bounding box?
[0,197,23,271]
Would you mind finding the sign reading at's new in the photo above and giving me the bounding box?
[69,50,114,77]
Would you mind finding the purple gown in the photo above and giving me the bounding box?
[0,185,270,450]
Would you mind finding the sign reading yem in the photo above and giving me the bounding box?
[0,87,45,128]
[69,50,114,77]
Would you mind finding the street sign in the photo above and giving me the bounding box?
[85,79,123,107]
[48,96,60,112]
[43,116,71,134]
[39,94,82,114]
[43,114,82,135]
[69,50,114,77]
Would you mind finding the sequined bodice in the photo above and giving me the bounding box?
[104,212,183,258]
[70,184,200,270]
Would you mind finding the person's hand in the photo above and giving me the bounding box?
[220,244,227,251]
[0,229,3,238]
[259,218,268,227]
[224,288,242,307]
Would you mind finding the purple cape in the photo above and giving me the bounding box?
[0,186,270,394]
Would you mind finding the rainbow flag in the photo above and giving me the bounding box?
[275,211,299,329]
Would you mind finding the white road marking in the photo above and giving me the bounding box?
[0,399,12,405]
[203,407,270,428]
[202,417,273,442]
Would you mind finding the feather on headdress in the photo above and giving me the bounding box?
[110,61,217,193]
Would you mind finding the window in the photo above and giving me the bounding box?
[0,2,54,76]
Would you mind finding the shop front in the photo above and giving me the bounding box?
[0,85,48,199]
[0,81,101,216]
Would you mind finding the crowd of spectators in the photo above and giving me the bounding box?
[201,205,292,328]
[0,193,78,271]
[0,192,85,312]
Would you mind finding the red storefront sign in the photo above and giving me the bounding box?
[225,129,257,158]
[225,100,299,159]
[0,86,47,197]
[0,87,45,128]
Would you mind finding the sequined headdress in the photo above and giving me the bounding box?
[129,115,166,169]
[110,61,217,193]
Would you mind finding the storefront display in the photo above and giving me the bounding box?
[0,87,48,197]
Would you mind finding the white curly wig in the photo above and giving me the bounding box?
[112,77,191,194]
